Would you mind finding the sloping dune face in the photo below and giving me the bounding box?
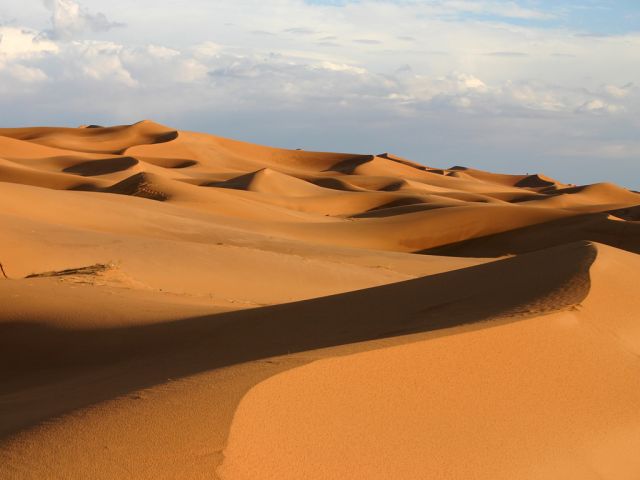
[0,122,639,480]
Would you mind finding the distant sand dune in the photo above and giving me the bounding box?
[0,121,638,479]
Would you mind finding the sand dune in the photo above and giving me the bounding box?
[0,121,638,479]
[0,120,178,155]
[219,246,640,480]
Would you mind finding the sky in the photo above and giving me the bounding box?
[0,1,638,188]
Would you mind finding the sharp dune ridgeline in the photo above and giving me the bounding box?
[1,121,639,479]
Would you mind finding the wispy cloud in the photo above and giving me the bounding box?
[484,51,529,57]
[285,27,316,35]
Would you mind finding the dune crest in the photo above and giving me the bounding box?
[0,121,638,480]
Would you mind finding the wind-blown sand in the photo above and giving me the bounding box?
[0,121,638,479]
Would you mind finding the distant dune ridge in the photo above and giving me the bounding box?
[0,121,638,479]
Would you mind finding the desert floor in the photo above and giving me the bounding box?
[1,121,639,479]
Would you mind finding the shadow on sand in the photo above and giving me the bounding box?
[0,242,596,439]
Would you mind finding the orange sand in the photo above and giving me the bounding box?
[0,121,638,479]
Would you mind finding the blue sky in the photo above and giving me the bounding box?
[519,0,640,34]
[0,0,638,187]
[305,0,640,34]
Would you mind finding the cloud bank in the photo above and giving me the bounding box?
[0,0,638,187]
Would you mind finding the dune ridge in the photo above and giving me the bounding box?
[0,121,636,255]
[0,121,638,479]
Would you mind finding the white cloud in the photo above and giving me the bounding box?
[120,45,208,84]
[59,41,136,85]
[0,27,58,58]
[42,0,123,40]
[191,41,223,59]
[576,98,621,114]
[314,61,367,74]
[5,63,48,82]
[601,83,633,99]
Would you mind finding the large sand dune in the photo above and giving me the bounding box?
[0,121,638,479]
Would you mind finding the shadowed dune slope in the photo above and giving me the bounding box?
[0,121,638,480]
[0,242,597,380]
[422,212,639,257]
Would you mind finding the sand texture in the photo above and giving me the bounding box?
[1,121,639,479]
